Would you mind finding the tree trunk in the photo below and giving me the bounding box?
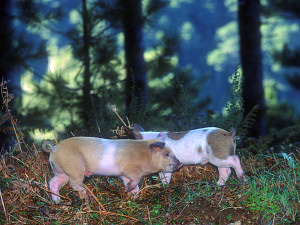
[81,0,92,129]
[238,0,266,138]
[122,0,148,115]
[0,0,13,83]
[0,0,14,154]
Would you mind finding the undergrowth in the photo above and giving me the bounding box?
[1,148,298,224]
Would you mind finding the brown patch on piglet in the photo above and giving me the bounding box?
[197,146,202,154]
[167,131,189,140]
[207,128,236,159]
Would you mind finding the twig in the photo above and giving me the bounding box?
[218,188,226,206]
[111,106,127,127]
[84,184,106,211]
[0,188,9,222]
[19,178,72,202]
[135,183,161,197]
[0,209,27,224]
[173,203,189,221]
[12,156,30,168]
[1,81,22,152]
[80,210,140,221]
[126,116,132,128]
[146,205,152,225]
[0,79,31,153]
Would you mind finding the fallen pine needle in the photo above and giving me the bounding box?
[0,187,9,222]
[84,184,106,211]
[80,210,140,221]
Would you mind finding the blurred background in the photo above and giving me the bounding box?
[1,0,300,153]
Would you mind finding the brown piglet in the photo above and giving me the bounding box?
[43,133,183,202]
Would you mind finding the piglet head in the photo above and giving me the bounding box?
[149,141,183,173]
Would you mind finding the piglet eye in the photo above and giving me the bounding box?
[164,152,170,157]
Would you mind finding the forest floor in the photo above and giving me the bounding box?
[0,141,299,224]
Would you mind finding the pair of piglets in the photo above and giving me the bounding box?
[128,124,247,186]
[43,133,183,202]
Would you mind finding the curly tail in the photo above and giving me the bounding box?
[42,141,56,152]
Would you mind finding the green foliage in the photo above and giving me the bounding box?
[0,177,11,191]
[265,0,300,17]
[168,80,209,131]
[244,135,274,155]
[273,44,300,67]
[266,0,300,109]
[204,68,258,140]
[222,68,244,130]
[95,0,168,28]
[264,78,300,134]
[17,0,212,139]
[16,0,63,28]
[19,71,123,138]
[124,31,210,131]
[285,72,300,91]
[244,192,280,218]
[269,125,300,152]
[242,153,299,221]
[267,101,297,131]
[16,1,126,138]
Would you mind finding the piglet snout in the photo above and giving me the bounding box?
[172,158,183,171]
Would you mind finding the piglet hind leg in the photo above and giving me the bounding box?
[49,173,69,202]
[216,155,247,185]
[231,155,247,183]
[69,174,87,199]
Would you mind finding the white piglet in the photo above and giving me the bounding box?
[129,124,247,186]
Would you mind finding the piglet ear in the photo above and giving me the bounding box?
[134,124,145,132]
[229,128,239,140]
[149,142,165,153]
[229,128,236,137]
[157,132,166,141]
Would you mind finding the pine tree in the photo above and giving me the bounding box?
[238,0,266,138]
[1,0,51,152]
[267,0,300,91]
[24,0,124,136]
[121,0,147,115]
[81,0,93,129]
[0,0,14,153]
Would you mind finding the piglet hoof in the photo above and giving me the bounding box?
[241,175,248,184]
[217,180,226,186]
[128,192,140,199]
[50,193,62,204]
[126,184,140,199]
[52,198,61,204]
[125,183,134,192]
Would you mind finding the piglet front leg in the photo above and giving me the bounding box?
[158,172,172,184]
[217,167,231,186]
[121,176,140,195]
